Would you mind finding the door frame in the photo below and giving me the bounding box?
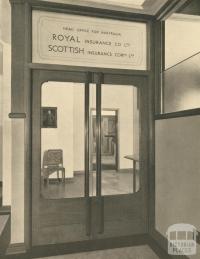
[8,0,158,252]
[31,69,93,246]
[31,68,151,247]
[90,108,119,172]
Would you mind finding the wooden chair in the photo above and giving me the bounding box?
[42,149,65,185]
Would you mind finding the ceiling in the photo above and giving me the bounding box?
[177,0,200,15]
[41,0,169,15]
[87,0,146,9]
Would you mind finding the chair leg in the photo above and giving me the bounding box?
[57,170,59,182]
[62,169,65,183]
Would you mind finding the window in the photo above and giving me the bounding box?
[161,14,200,114]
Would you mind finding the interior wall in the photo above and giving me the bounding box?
[155,116,200,258]
[2,43,11,206]
[0,0,2,184]
[155,13,200,258]
[11,119,24,244]
[73,85,84,172]
[0,43,2,183]
[133,87,139,158]
[102,84,136,169]
[0,1,11,44]
[0,0,11,206]
[42,82,77,178]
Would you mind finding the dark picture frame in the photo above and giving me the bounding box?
[41,107,57,128]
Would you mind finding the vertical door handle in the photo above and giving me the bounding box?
[96,76,101,197]
[96,73,104,235]
[85,73,91,236]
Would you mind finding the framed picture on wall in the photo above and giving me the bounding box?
[41,107,57,128]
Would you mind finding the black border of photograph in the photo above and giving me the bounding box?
[41,107,57,128]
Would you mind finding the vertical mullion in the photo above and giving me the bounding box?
[85,72,92,236]
[96,79,101,196]
[84,72,91,197]
[96,73,103,197]
[161,21,165,114]
[96,73,104,234]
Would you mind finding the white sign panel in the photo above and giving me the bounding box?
[32,11,148,70]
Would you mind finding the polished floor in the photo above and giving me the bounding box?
[41,170,140,199]
[92,155,117,170]
[37,245,159,259]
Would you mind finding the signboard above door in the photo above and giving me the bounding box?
[32,10,148,70]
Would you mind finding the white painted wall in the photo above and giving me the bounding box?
[0,0,21,246]
[73,85,85,172]
[0,0,12,206]
[0,3,2,183]
[102,84,137,169]
[0,44,2,183]
[42,82,77,178]
[2,42,11,206]
[11,119,24,244]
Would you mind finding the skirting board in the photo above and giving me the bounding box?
[6,243,26,256]
[0,215,11,256]
[0,206,11,215]
[74,169,134,174]
[150,229,189,259]
[4,234,175,259]
[31,234,149,258]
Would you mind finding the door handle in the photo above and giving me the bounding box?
[96,73,104,235]
[85,73,92,236]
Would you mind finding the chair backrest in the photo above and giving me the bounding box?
[43,149,63,167]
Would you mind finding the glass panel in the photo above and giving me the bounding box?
[162,53,200,113]
[163,14,200,114]
[101,84,140,195]
[89,84,97,196]
[41,81,85,199]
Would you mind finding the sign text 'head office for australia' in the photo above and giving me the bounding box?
[32,11,147,70]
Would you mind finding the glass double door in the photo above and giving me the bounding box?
[32,70,149,246]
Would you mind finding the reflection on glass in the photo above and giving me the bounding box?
[41,81,85,199]
[163,53,200,113]
[101,84,140,195]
